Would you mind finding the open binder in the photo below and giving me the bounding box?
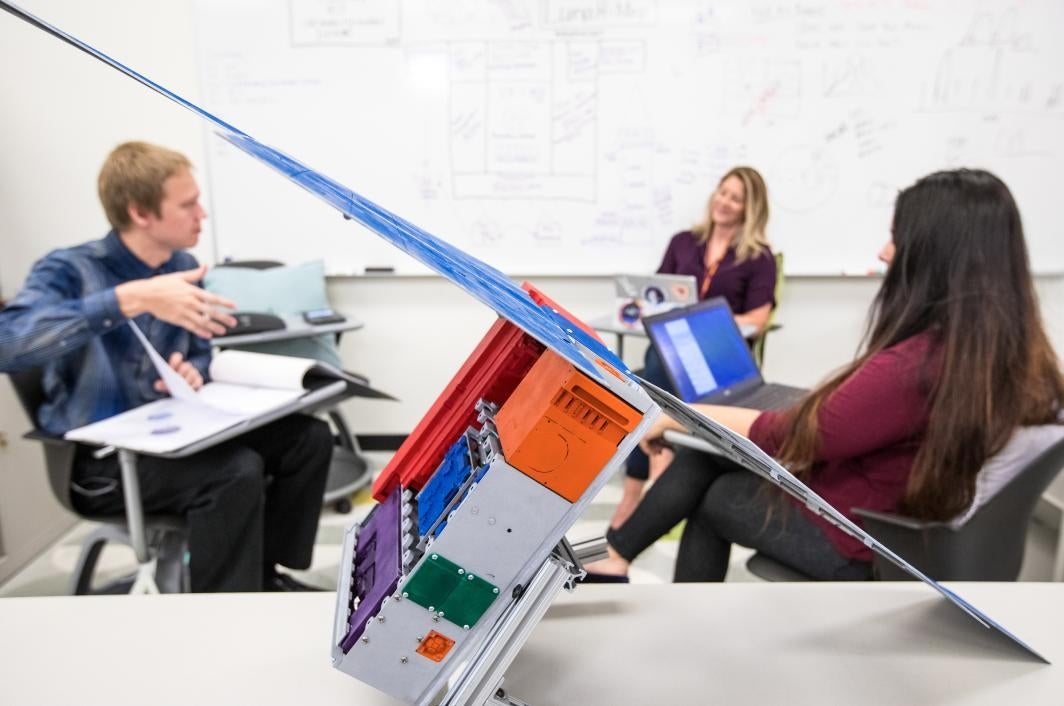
[65,322,349,455]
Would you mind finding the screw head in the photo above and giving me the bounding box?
[400,656,408,664]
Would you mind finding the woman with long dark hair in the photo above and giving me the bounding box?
[590,169,1064,581]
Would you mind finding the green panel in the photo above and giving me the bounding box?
[403,553,499,629]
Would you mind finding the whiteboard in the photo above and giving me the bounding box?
[194,0,1064,275]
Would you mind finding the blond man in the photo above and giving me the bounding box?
[0,142,331,592]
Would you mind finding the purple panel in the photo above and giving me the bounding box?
[339,487,402,653]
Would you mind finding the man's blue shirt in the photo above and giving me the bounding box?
[0,231,211,436]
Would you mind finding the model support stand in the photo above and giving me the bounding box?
[440,539,588,706]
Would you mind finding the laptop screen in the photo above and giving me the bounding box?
[642,298,761,403]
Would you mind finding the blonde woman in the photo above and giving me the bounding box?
[611,167,780,529]
[659,166,777,334]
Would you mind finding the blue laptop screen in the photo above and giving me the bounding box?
[645,302,760,403]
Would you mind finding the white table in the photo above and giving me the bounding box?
[2,583,1061,705]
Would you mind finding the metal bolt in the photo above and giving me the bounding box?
[431,554,438,560]
[361,636,369,644]
[467,575,475,581]
[428,606,435,612]
[402,592,409,598]
[433,616,440,623]
[458,568,465,575]
[416,636,423,642]
[493,587,500,594]
[463,624,470,630]
[400,656,408,664]
[377,616,385,624]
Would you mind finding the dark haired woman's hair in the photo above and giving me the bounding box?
[776,169,1064,521]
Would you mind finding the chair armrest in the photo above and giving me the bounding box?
[22,429,73,448]
[851,506,947,531]
[342,369,370,385]
[662,429,726,455]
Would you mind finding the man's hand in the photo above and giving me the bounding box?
[154,352,204,393]
[115,264,238,338]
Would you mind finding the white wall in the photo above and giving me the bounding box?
[2,0,1063,440]
[326,275,1064,434]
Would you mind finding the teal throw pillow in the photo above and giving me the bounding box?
[204,260,343,368]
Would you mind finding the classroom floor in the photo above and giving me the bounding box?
[0,451,1059,597]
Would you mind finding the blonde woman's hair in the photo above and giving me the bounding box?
[692,166,770,262]
[98,141,191,230]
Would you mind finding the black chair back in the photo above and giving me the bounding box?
[216,260,283,270]
[9,366,46,430]
[7,367,79,512]
[869,431,1064,581]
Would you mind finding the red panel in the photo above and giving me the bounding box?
[371,317,545,501]
[521,281,604,344]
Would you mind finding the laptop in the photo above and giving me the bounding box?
[613,273,698,328]
[642,297,807,410]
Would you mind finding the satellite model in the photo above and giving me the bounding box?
[0,2,1046,705]
[331,297,656,704]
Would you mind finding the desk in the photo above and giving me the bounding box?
[91,381,349,593]
[213,313,363,347]
[2,583,1060,705]
[213,311,379,512]
[589,313,757,360]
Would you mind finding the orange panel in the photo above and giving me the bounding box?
[415,630,455,663]
[495,350,641,502]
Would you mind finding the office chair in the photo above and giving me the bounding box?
[854,427,1064,581]
[212,260,372,513]
[7,368,189,594]
[750,251,784,368]
[746,426,1064,582]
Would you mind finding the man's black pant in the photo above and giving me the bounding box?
[71,414,332,592]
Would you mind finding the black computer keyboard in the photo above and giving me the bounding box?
[736,383,807,411]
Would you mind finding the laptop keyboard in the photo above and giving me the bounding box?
[735,384,807,411]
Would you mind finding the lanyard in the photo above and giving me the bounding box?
[699,259,721,299]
